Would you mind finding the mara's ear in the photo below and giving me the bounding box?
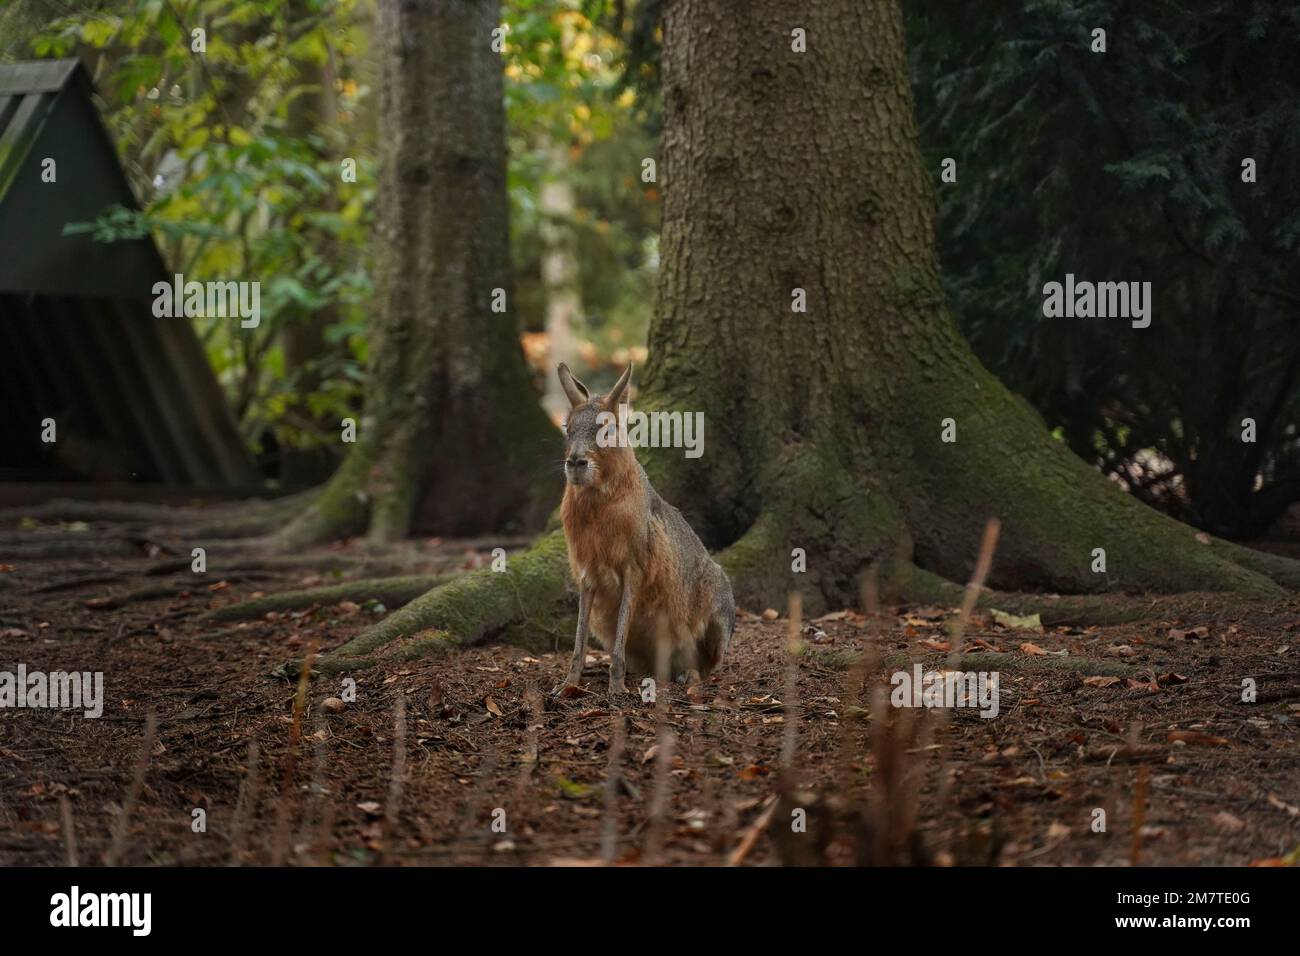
[557,363,590,407]
[604,363,633,409]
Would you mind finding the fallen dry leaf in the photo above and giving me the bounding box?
[1167,730,1230,747]
[992,609,1044,632]
[910,606,950,621]
[918,638,951,652]
[484,696,504,717]
[1082,675,1122,688]
[1019,642,1047,655]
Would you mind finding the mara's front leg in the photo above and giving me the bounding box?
[608,574,636,696]
[552,585,592,696]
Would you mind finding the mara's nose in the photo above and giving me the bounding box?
[567,455,588,469]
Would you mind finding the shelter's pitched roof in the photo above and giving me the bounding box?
[0,59,258,488]
[0,58,81,202]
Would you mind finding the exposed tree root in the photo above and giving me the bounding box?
[806,646,1138,677]
[895,566,1257,627]
[32,573,127,594]
[1,492,311,529]
[2,499,222,525]
[284,502,1299,677]
[202,574,457,621]
[305,531,571,671]
[4,538,144,560]
[887,354,1300,599]
[1217,541,1300,591]
[83,575,274,610]
[144,547,450,578]
[147,554,316,575]
[256,432,1300,678]
[707,446,911,615]
[266,457,373,551]
[0,531,129,548]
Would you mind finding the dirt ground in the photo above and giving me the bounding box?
[2,512,1299,867]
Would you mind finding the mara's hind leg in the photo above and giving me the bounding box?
[671,637,701,686]
[696,582,737,679]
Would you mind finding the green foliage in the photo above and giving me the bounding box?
[30,0,374,475]
[503,0,659,373]
[909,0,1300,536]
[31,0,661,459]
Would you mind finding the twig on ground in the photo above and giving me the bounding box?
[727,794,778,867]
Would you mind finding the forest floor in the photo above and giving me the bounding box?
[2,512,1299,867]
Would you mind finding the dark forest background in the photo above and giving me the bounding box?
[3,0,1298,540]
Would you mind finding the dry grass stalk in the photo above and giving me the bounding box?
[643,634,676,864]
[385,693,408,839]
[270,641,317,865]
[601,711,626,864]
[104,710,157,866]
[779,591,803,782]
[933,519,1002,836]
[60,795,77,867]
[228,738,260,865]
[296,709,330,863]
[1128,722,1148,866]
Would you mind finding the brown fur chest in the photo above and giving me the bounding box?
[561,482,648,587]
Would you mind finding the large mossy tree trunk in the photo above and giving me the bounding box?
[276,0,556,548]
[298,0,1298,667]
[636,0,1287,613]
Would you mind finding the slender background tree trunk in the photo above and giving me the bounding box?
[277,0,556,547]
[540,142,583,422]
[281,0,340,488]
